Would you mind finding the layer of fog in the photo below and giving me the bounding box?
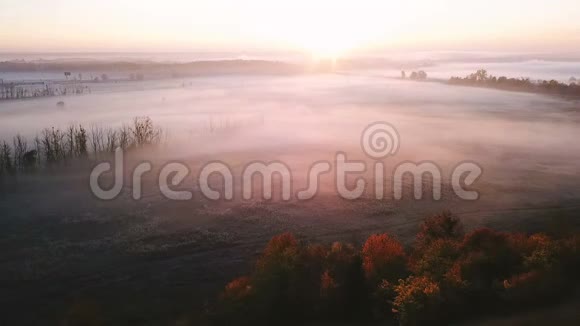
[2,69,580,249]
[2,71,580,185]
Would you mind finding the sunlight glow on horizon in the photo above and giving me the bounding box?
[1,0,580,54]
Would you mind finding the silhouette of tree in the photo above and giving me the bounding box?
[409,71,427,81]
[475,69,488,81]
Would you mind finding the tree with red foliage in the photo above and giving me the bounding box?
[362,234,407,284]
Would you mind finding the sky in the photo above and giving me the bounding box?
[1,0,580,55]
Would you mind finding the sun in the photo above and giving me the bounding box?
[300,32,358,60]
[286,21,368,60]
[248,1,399,60]
[279,3,390,60]
[293,8,366,59]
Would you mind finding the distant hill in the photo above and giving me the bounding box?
[0,59,303,76]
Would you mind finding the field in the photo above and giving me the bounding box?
[1,68,580,324]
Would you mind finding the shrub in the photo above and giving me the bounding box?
[362,234,407,284]
[393,276,442,326]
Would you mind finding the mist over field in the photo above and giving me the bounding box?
[2,64,580,163]
[2,59,580,324]
[3,60,580,212]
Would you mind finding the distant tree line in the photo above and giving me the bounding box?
[0,117,162,177]
[0,83,90,100]
[449,70,580,97]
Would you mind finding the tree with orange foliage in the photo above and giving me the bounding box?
[256,232,300,274]
[393,276,442,326]
[410,238,460,281]
[415,211,464,251]
[362,234,407,284]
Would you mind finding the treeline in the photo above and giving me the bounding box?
[0,116,162,176]
[449,69,580,97]
[211,212,580,326]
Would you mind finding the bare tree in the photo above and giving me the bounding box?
[66,125,76,160]
[50,128,65,162]
[75,125,88,158]
[1,141,13,174]
[105,128,118,153]
[12,134,28,171]
[132,116,160,147]
[42,129,55,164]
[118,124,132,150]
[90,125,104,157]
[34,135,42,166]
